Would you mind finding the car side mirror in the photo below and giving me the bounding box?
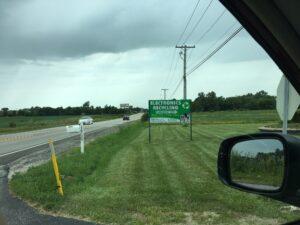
[230,138,285,191]
[218,133,300,206]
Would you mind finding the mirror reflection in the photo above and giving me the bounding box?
[230,138,284,191]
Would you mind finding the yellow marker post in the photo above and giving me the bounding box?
[48,139,64,196]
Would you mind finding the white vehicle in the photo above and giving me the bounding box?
[79,116,93,125]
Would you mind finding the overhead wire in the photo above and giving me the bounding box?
[186,8,227,63]
[162,49,177,88]
[170,0,215,97]
[182,0,214,44]
[194,9,226,46]
[187,26,244,76]
[191,21,237,64]
[170,77,183,98]
[176,0,201,45]
[165,54,180,89]
[163,0,202,93]
[169,0,232,98]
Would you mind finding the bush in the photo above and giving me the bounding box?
[9,122,17,128]
[141,112,148,122]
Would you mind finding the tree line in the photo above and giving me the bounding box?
[0,101,142,117]
[1,91,276,117]
[191,90,276,112]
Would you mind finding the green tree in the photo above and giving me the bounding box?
[83,101,90,108]
[191,90,275,112]
[1,108,9,116]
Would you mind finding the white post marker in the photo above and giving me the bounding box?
[276,75,300,134]
[65,124,85,154]
[80,122,85,154]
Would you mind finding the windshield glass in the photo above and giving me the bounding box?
[0,1,299,225]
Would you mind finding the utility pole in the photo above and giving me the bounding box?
[176,45,195,99]
[161,88,168,100]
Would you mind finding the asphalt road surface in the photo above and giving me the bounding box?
[0,170,98,225]
[0,113,142,225]
[0,113,142,158]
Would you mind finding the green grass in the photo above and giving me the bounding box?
[10,110,300,225]
[192,110,280,125]
[0,114,120,134]
[231,154,284,187]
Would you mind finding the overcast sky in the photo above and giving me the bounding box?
[0,0,282,109]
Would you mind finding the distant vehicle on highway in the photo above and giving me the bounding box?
[123,115,130,121]
[79,116,94,125]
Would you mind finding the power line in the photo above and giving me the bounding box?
[170,22,240,98]
[192,22,237,63]
[165,0,221,98]
[187,26,243,76]
[183,0,214,44]
[167,58,184,99]
[187,9,227,63]
[162,49,177,88]
[176,0,201,45]
[170,77,183,98]
[162,0,201,91]
[165,54,180,88]
[194,9,226,46]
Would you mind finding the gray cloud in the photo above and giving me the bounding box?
[0,0,240,60]
[0,0,280,110]
[0,0,184,59]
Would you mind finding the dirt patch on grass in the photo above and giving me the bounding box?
[237,215,280,225]
[172,211,220,225]
[280,205,300,212]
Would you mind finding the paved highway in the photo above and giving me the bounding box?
[0,113,142,158]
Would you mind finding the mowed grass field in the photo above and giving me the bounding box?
[10,110,300,225]
[192,109,280,124]
[0,114,121,134]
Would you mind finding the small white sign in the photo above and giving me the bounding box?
[120,103,130,109]
[66,125,81,133]
[150,117,180,123]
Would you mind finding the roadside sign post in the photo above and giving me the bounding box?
[80,122,85,154]
[276,75,300,134]
[148,99,192,141]
[148,116,151,143]
[66,123,85,154]
[190,113,192,141]
[283,77,289,134]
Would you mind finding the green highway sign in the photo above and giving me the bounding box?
[148,99,191,123]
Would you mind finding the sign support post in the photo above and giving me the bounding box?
[148,116,151,143]
[283,77,289,135]
[190,113,192,141]
[80,122,85,154]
